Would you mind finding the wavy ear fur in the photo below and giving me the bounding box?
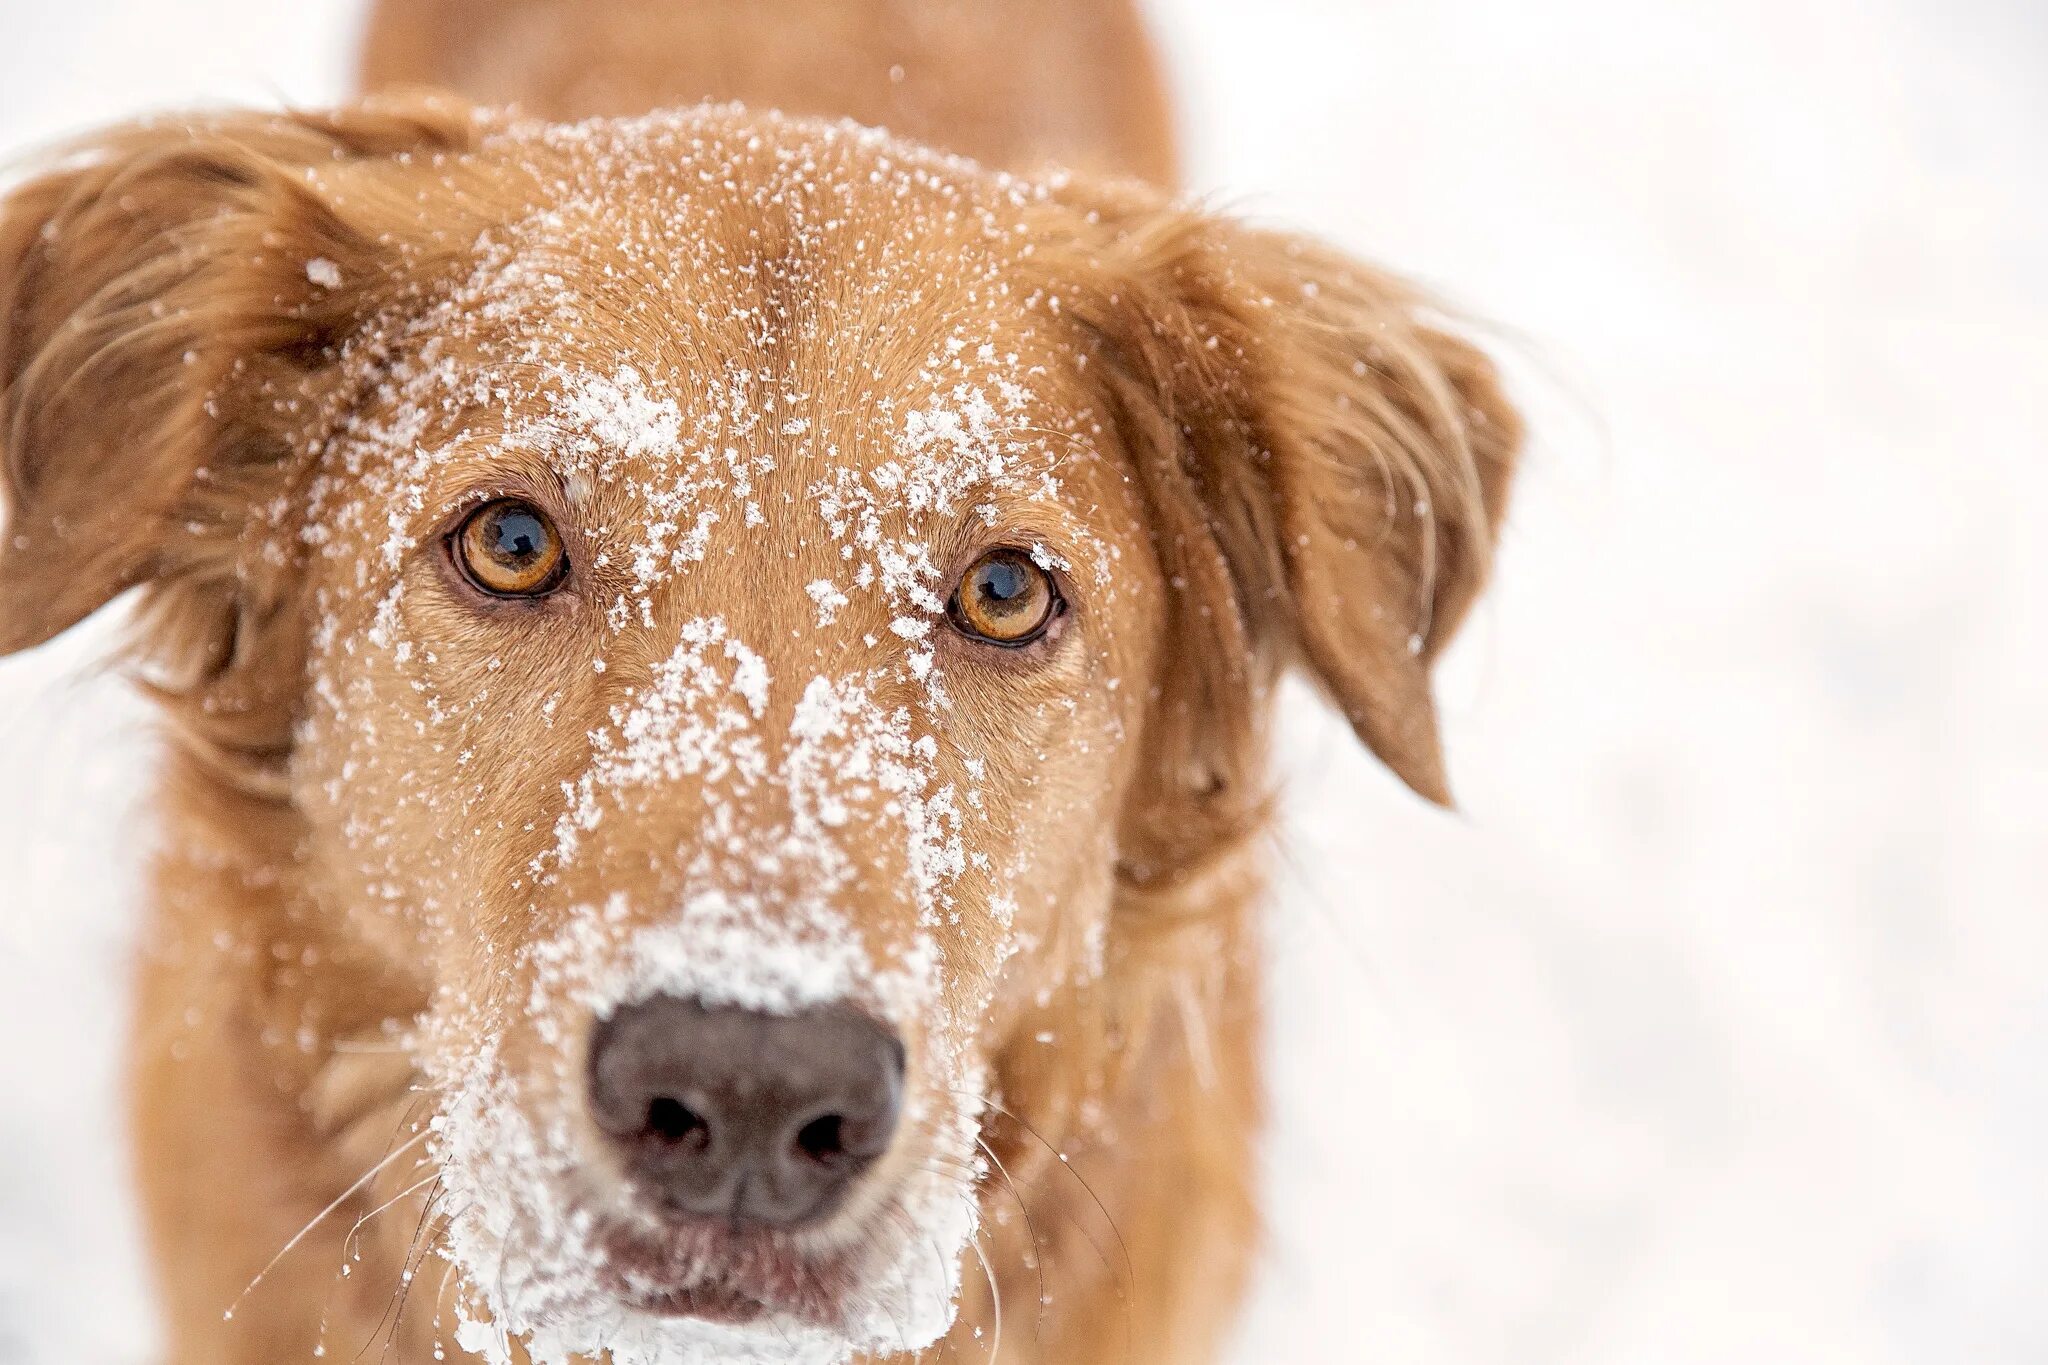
[0,95,483,673]
[1050,187,1520,861]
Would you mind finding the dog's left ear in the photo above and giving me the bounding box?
[0,96,484,663]
[1056,190,1521,809]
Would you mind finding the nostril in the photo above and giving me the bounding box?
[645,1096,711,1150]
[794,1113,848,1164]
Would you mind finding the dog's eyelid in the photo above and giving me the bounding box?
[440,475,568,523]
[428,470,587,547]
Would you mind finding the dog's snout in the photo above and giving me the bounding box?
[586,995,904,1227]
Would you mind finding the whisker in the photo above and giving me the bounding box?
[425,1239,464,1354]
[358,1176,444,1364]
[968,1226,1003,1364]
[225,1128,430,1321]
[951,1090,1137,1362]
[411,1199,474,1359]
[387,1180,452,1352]
[343,1169,441,1265]
[950,1089,1134,1296]
[872,1195,933,1353]
[973,1134,1049,1344]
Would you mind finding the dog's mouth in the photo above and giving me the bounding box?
[431,1065,988,1364]
[425,905,995,1363]
[596,1216,859,1327]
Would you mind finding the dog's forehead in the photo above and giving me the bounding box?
[466,108,1071,372]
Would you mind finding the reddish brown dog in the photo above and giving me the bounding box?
[0,2,1518,1362]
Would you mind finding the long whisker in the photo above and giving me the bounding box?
[865,1199,921,1351]
[225,1128,430,1321]
[408,1197,475,1359]
[950,1090,1134,1295]
[430,1234,464,1343]
[359,1175,445,1364]
[343,1170,442,1265]
[952,1090,1137,1362]
[972,1134,1048,1344]
[968,1227,1003,1364]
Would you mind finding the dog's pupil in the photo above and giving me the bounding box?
[493,510,545,562]
[977,559,1030,612]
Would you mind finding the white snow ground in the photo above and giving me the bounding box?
[1,1,2043,1362]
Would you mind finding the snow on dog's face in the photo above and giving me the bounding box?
[274,110,1160,1362]
[0,91,1515,1365]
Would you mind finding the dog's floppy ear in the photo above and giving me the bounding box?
[1057,189,1520,819]
[0,95,484,662]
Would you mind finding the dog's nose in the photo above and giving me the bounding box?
[586,995,904,1227]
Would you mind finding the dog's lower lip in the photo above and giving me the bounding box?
[630,1282,770,1324]
[599,1219,852,1327]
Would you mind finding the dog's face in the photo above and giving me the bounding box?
[0,101,1516,1363]
[287,113,1166,1357]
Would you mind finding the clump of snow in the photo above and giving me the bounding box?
[556,891,882,1020]
[548,618,772,867]
[805,578,849,626]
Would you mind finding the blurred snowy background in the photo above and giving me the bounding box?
[1,0,2043,1362]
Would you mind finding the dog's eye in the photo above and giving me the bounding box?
[947,549,1061,646]
[451,499,568,598]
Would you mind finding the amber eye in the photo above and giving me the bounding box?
[947,549,1061,646]
[451,499,568,598]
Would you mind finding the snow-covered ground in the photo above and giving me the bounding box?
[1,1,2043,1361]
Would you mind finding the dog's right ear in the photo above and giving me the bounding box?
[1036,182,1521,877]
[0,95,485,659]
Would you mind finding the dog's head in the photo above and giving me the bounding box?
[0,99,1516,1362]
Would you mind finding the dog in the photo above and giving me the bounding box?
[0,1,1519,1361]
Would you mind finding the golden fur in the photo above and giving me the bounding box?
[0,4,1519,1363]
[358,0,1180,184]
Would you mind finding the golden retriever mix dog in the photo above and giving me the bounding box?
[0,1,1517,1361]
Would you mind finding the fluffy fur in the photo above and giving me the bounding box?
[0,3,1519,1363]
